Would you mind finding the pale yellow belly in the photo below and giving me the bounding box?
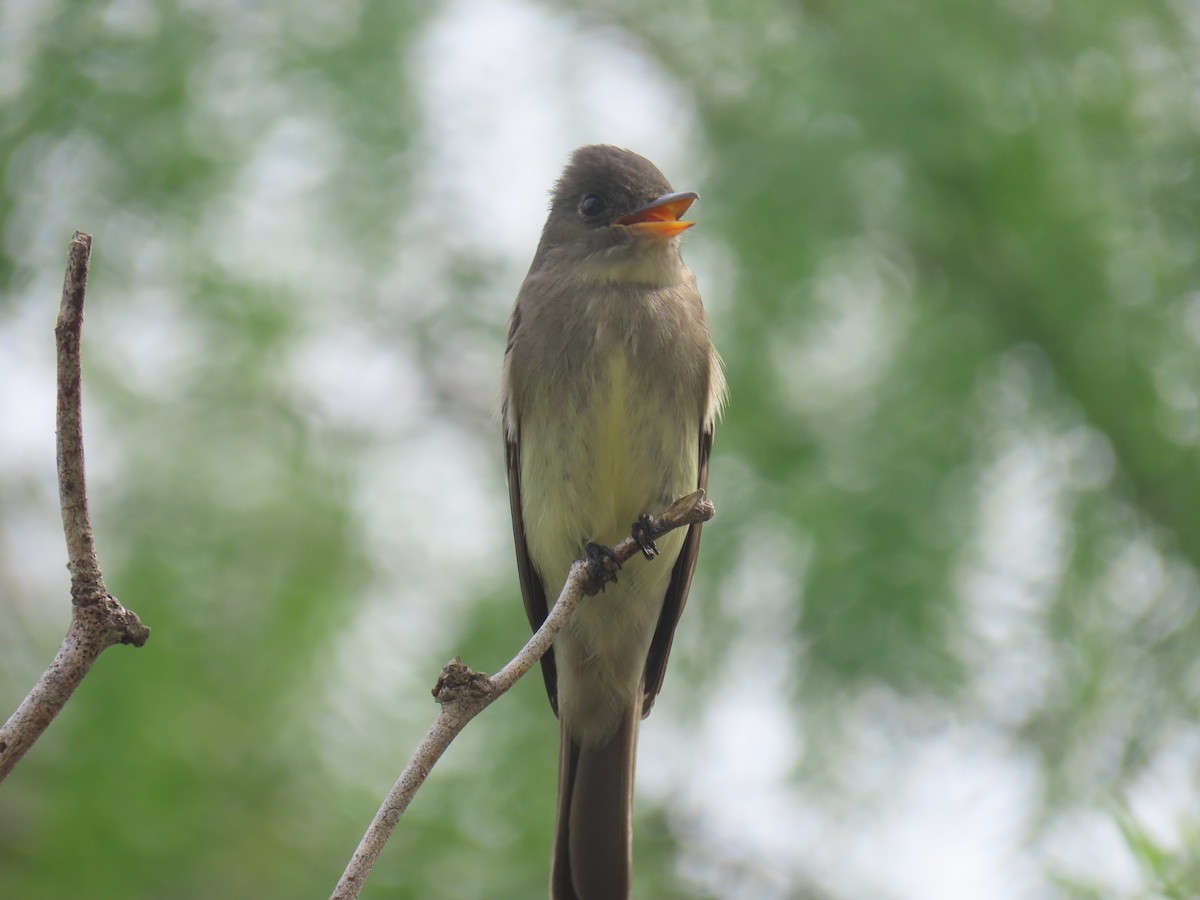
[519,352,698,744]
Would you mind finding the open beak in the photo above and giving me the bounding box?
[613,191,698,239]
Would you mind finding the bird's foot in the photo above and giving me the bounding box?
[631,514,659,560]
[584,542,622,594]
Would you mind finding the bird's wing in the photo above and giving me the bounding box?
[640,421,714,717]
[507,432,559,715]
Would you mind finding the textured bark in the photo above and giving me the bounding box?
[0,232,150,783]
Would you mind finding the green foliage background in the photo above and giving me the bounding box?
[1,0,1198,897]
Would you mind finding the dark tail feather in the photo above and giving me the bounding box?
[551,705,640,900]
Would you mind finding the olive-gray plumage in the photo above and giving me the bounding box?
[503,145,723,899]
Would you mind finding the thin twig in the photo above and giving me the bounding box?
[55,231,106,600]
[0,232,150,783]
[330,490,714,900]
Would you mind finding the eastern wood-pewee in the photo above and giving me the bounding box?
[503,145,725,899]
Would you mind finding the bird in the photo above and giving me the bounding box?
[502,144,724,899]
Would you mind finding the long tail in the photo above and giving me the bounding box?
[551,703,640,900]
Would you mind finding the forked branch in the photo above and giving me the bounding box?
[0,232,150,783]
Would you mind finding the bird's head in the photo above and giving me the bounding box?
[535,145,697,286]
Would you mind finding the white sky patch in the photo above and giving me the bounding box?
[955,428,1066,728]
[202,114,351,299]
[282,320,429,435]
[835,720,1046,900]
[647,686,1048,900]
[773,239,913,425]
[0,287,59,474]
[954,347,1080,730]
[0,0,61,102]
[1123,726,1200,851]
[1041,808,1143,895]
[314,422,512,784]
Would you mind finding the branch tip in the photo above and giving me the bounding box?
[0,232,148,785]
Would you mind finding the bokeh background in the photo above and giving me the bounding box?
[2,0,1199,897]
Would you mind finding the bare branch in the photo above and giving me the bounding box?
[55,231,106,599]
[330,489,713,899]
[0,232,150,783]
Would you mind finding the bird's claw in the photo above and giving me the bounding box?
[584,542,622,594]
[632,514,659,560]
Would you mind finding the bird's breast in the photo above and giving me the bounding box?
[518,344,697,592]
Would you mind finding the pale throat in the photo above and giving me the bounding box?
[578,240,687,288]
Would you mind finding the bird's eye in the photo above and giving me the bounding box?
[579,194,607,218]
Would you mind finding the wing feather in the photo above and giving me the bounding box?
[640,422,713,717]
